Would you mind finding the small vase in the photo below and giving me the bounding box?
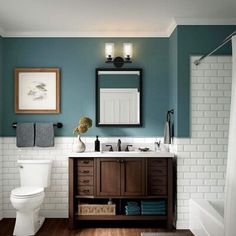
[72,135,86,153]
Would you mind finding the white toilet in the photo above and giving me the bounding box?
[10,160,52,236]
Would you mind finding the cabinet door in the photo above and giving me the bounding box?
[147,158,168,196]
[96,158,121,196]
[121,158,146,196]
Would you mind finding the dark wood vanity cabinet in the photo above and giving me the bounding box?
[69,157,175,230]
[96,158,145,197]
[96,158,121,196]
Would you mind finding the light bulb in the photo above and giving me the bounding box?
[123,43,133,59]
[105,43,114,60]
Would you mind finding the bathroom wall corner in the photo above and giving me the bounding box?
[0,36,3,220]
[169,27,178,137]
[0,137,2,220]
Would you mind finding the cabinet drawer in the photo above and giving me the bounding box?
[78,176,94,186]
[149,176,167,186]
[78,186,94,195]
[149,167,167,176]
[77,159,94,167]
[150,186,167,195]
[77,166,94,176]
[148,159,167,167]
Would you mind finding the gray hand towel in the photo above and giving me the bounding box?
[164,121,171,144]
[35,123,54,147]
[16,123,35,147]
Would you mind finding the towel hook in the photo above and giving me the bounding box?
[166,109,174,121]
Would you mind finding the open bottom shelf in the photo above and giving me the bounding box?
[76,215,167,221]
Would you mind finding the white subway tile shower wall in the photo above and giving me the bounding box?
[0,56,232,228]
[174,56,231,228]
[0,138,3,220]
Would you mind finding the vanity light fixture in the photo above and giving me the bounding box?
[105,42,133,68]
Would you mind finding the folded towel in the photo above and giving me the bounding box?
[141,211,166,215]
[141,204,166,207]
[141,201,166,205]
[127,201,139,206]
[16,123,35,147]
[141,208,166,212]
[125,206,140,211]
[35,123,54,147]
[125,210,140,214]
[141,206,166,210]
[125,212,140,216]
[141,202,166,207]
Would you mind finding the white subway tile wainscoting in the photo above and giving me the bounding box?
[0,55,232,229]
[0,138,3,220]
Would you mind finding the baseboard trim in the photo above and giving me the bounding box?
[40,210,68,218]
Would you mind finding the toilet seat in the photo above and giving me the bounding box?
[11,187,44,198]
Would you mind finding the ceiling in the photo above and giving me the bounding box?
[0,0,236,37]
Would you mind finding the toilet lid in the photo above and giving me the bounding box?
[11,187,44,198]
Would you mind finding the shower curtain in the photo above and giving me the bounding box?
[224,35,236,236]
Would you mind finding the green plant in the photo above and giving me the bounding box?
[73,116,92,135]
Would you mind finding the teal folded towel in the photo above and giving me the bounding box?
[142,209,166,212]
[126,212,140,216]
[141,206,166,210]
[141,200,166,205]
[127,201,139,206]
[125,206,140,210]
[142,212,166,215]
[125,209,140,215]
[126,210,140,213]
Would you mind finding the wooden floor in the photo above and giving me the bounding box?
[0,218,194,236]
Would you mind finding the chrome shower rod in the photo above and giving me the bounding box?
[194,30,236,66]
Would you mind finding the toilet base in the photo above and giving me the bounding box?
[13,207,45,236]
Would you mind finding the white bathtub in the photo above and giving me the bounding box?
[189,199,224,236]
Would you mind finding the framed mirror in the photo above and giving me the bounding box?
[96,68,142,127]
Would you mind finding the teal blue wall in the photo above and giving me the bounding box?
[1,26,235,137]
[0,37,3,134]
[174,25,236,136]
[2,38,169,136]
[168,28,178,136]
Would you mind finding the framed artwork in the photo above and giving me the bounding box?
[15,68,60,113]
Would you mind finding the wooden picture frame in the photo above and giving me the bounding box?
[15,68,60,113]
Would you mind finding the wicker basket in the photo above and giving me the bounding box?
[78,204,116,215]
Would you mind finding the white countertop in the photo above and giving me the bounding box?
[69,151,175,158]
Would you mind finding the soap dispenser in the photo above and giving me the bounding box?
[95,136,100,152]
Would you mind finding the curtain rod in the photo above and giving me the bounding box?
[194,30,236,66]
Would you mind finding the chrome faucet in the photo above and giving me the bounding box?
[117,139,121,151]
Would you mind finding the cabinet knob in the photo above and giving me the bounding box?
[81,170,89,174]
[82,180,89,183]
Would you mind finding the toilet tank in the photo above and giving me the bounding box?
[17,160,53,188]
